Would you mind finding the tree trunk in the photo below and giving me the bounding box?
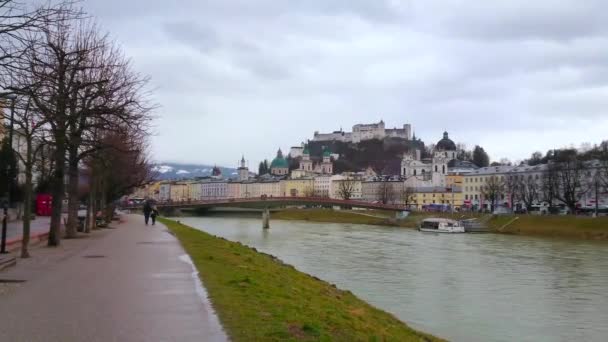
[48,137,66,247]
[85,167,95,233]
[65,146,79,239]
[21,141,33,258]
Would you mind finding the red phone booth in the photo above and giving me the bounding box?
[36,194,53,216]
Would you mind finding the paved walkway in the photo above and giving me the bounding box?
[0,214,227,342]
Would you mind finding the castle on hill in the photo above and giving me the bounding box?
[312,120,412,143]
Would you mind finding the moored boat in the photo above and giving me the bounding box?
[419,218,466,233]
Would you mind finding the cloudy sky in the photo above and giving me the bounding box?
[83,0,608,167]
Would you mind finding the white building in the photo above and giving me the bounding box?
[227,181,241,199]
[401,132,457,188]
[313,120,412,143]
[201,180,227,200]
[314,175,332,197]
[330,174,362,200]
[159,183,171,201]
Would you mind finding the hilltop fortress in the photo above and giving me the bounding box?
[312,120,412,143]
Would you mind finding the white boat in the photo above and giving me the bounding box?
[419,218,466,233]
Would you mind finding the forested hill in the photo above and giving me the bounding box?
[304,138,426,174]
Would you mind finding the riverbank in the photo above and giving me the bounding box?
[271,208,608,240]
[159,217,443,342]
[487,215,608,240]
[272,208,480,228]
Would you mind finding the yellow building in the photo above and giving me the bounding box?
[258,181,282,197]
[282,178,314,197]
[446,174,464,188]
[187,182,202,201]
[410,186,464,210]
[170,182,190,202]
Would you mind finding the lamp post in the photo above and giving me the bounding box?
[1,94,16,253]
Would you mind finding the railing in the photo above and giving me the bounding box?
[125,196,407,211]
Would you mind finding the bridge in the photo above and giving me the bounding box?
[125,197,407,212]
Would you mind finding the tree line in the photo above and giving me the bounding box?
[0,1,154,257]
[482,143,608,214]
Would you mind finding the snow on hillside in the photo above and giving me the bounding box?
[152,163,237,181]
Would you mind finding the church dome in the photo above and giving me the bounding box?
[436,131,456,151]
[270,149,288,169]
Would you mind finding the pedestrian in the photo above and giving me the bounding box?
[150,205,159,225]
[143,200,152,225]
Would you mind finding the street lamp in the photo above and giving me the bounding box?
[0,93,16,254]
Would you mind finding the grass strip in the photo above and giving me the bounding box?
[159,217,444,342]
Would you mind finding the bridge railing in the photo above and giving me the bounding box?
[123,196,407,211]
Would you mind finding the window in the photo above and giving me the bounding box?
[414,169,417,176]
[475,194,478,200]
[465,194,469,200]
[435,165,438,172]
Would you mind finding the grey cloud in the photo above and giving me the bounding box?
[83,0,608,165]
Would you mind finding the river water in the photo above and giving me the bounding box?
[176,216,608,342]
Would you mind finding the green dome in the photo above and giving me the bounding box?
[270,148,288,169]
[323,149,331,157]
[270,157,288,169]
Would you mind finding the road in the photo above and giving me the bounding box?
[0,214,227,342]
[5,216,51,241]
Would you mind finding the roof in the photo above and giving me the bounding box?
[467,165,516,175]
[270,149,289,169]
[270,157,288,169]
[436,131,457,151]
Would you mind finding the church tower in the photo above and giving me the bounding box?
[237,155,249,181]
[299,145,313,172]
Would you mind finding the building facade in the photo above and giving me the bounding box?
[401,132,457,188]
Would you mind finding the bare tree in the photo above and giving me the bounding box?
[518,175,540,211]
[400,186,416,209]
[0,97,46,257]
[337,178,356,200]
[481,175,504,212]
[541,165,560,213]
[552,157,588,213]
[377,179,397,205]
[504,174,519,210]
[89,127,152,224]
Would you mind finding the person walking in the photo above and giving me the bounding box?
[150,205,159,225]
[143,200,152,225]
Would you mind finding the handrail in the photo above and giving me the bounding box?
[124,196,407,211]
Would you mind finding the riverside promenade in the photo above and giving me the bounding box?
[0,214,227,342]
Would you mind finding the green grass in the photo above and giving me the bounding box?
[272,208,608,240]
[487,215,608,240]
[273,209,393,226]
[159,217,444,342]
[272,208,482,229]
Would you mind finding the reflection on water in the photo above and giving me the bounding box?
[176,216,608,342]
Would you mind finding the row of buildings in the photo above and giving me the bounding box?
[134,127,607,212]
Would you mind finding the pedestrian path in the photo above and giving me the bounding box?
[0,214,227,342]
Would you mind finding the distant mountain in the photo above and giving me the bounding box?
[151,162,239,181]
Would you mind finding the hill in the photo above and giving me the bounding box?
[152,163,238,181]
[305,137,426,174]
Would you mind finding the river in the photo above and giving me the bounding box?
[175,216,608,342]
